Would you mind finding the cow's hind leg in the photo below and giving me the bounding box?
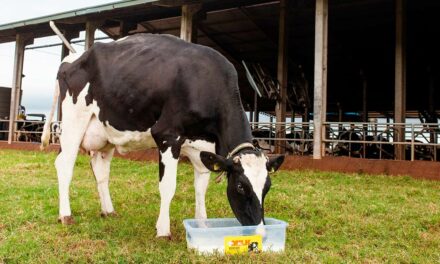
[55,120,91,224]
[55,93,93,224]
[90,148,116,217]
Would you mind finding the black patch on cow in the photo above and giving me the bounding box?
[226,163,265,226]
[159,152,165,182]
[56,34,252,157]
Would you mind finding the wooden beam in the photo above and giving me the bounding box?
[8,33,33,144]
[155,0,201,7]
[180,4,202,42]
[85,20,104,50]
[312,0,328,159]
[60,31,79,60]
[394,0,406,160]
[119,21,138,38]
[275,0,288,154]
[361,69,368,122]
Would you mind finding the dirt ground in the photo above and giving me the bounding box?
[1,141,439,181]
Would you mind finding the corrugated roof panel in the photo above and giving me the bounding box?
[0,0,158,31]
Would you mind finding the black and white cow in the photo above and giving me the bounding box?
[41,33,284,238]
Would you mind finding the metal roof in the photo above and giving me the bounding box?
[0,0,158,31]
[1,0,440,115]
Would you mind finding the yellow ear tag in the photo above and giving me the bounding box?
[270,168,275,173]
[213,163,220,171]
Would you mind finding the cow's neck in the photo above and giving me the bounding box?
[217,103,253,157]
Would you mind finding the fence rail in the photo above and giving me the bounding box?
[0,119,61,143]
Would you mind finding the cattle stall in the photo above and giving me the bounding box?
[0,0,439,162]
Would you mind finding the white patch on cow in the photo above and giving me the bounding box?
[90,149,115,214]
[156,147,179,237]
[103,121,157,154]
[62,52,83,63]
[181,139,216,219]
[238,154,269,206]
[116,36,129,42]
[181,139,216,172]
[81,115,109,151]
[56,83,94,217]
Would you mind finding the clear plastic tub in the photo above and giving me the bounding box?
[183,218,288,254]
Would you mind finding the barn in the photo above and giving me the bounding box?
[0,0,439,164]
[1,2,440,262]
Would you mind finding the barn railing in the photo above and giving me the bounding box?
[250,121,440,161]
[250,122,314,155]
[323,122,440,161]
[0,119,61,143]
[1,119,439,161]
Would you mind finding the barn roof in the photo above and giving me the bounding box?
[0,0,157,34]
[1,0,440,117]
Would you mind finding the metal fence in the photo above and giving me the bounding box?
[250,121,314,155]
[323,122,440,161]
[0,119,61,143]
[249,121,440,161]
[1,119,440,161]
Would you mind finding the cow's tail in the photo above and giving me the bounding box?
[49,21,76,54]
[40,81,60,150]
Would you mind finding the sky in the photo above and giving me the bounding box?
[0,0,117,117]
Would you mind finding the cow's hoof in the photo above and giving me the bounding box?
[58,216,75,225]
[101,211,118,218]
[156,234,172,241]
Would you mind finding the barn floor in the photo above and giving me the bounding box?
[1,141,439,181]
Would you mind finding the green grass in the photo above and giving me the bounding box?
[0,149,439,263]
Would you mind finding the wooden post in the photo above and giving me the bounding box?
[394,0,406,160]
[253,90,258,129]
[119,21,137,38]
[180,4,202,43]
[426,66,437,147]
[275,0,288,154]
[361,70,368,122]
[85,21,103,50]
[8,34,33,144]
[312,0,329,159]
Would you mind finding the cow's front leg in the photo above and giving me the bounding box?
[156,146,180,238]
[194,170,210,219]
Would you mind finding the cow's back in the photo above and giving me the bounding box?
[58,34,239,135]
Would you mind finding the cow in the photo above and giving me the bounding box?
[40,32,284,238]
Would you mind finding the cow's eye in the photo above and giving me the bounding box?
[237,182,244,194]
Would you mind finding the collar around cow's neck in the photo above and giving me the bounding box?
[227,142,255,159]
[215,142,256,183]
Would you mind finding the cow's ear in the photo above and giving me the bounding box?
[267,155,285,173]
[200,151,230,172]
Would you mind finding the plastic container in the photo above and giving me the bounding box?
[183,218,288,254]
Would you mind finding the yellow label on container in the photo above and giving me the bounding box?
[224,235,262,254]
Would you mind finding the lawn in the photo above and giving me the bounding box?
[0,149,439,263]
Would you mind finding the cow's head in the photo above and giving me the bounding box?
[200,150,284,226]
